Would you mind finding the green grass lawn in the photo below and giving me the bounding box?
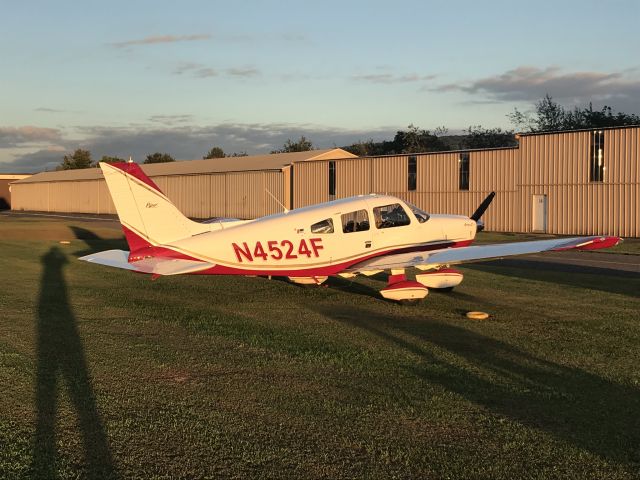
[1,216,639,479]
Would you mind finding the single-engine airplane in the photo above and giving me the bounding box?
[80,161,622,303]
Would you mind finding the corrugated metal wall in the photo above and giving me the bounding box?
[292,161,329,207]
[11,171,288,219]
[292,148,519,232]
[518,127,639,237]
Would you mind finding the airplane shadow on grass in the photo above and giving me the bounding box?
[464,258,640,298]
[319,305,640,466]
[68,226,126,258]
[31,246,119,478]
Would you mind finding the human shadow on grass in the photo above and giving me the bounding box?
[31,247,119,478]
[320,305,640,465]
[464,258,640,297]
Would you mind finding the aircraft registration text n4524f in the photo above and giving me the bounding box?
[79,162,622,303]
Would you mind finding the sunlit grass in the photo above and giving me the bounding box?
[0,217,638,479]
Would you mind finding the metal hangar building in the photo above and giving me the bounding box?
[9,126,640,237]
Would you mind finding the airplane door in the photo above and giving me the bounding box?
[369,202,414,249]
[338,208,373,257]
[532,194,547,232]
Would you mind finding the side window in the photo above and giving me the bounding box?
[459,153,470,190]
[408,155,417,191]
[373,203,411,229]
[590,130,605,182]
[328,161,336,197]
[406,202,430,223]
[311,218,334,234]
[341,210,370,233]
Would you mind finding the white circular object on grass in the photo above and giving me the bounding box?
[466,311,489,320]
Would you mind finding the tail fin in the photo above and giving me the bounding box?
[100,162,207,249]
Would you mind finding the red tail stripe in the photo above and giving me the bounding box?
[108,162,162,193]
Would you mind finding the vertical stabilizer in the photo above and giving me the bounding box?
[101,162,207,249]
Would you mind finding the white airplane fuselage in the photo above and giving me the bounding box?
[162,195,477,277]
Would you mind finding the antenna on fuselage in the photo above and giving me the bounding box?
[265,188,289,214]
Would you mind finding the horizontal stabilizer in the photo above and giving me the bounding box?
[79,249,214,276]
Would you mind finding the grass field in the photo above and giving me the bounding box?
[1,215,639,479]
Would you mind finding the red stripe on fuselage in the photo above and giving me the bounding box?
[122,225,197,263]
[190,239,473,277]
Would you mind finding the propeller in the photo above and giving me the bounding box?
[470,191,495,231]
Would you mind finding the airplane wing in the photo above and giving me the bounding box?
[343,236,621,273]
[79,249,214,275]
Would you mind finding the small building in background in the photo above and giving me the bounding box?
[0,174,31,210]
[10,149,355,219]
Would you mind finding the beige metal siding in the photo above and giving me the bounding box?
[518,127,639,237]
[210,175,227,217]
[336,158,371,197]
[371,156,406,193]
[11,171,287,220]
[293,161,328,207]
[224,171,284,219]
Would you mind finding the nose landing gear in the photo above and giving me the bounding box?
[379,271,429,303]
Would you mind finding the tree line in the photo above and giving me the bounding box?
[57,96,639,170]
[57,137,316,170]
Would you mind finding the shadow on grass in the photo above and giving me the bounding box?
[31,247,118,478]
[320,305,640,465]
[465,258,640,297]
[68,226,126,258]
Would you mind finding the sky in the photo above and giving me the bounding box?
[1,0,639,172]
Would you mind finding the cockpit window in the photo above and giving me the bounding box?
[405,202,430,223]
[373,203,411,229]
[341,210,370,233]
[311,218,334,234]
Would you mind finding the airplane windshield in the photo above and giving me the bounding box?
[406,202,430,223]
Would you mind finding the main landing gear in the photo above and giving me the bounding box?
[380,268,464,303]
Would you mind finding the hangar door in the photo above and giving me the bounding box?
[532,194,547,232]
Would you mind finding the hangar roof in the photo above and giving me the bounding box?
[14,148,357,184]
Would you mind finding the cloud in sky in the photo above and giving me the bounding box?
[0,126,62,148]
[435,66,640,111]
[352,73,437,84]
[1,123,395,173]
[148,114,195,125]
[172,62,260,79]
[111,34,212,48]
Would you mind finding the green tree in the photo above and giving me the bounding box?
[342,139,380,156]
[59,149,92,170]
[144,152,175,164]
[508,94,640,132]
[203,147,225,159]
[271,136,313,153]
[228,151,249,157]
[463,126,518,149]
[392,124,448,153]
